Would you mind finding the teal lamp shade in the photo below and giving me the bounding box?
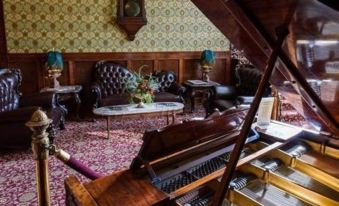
[46,50,64,71]
[200,49,216,68]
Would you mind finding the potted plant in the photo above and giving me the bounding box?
[127,65,159,108]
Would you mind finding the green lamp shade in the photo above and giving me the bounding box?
[46,51,64,71]
[200,49,216,68]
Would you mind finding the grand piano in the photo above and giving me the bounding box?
[65,1,339,205]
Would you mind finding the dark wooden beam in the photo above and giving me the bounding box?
[191,0,269,71]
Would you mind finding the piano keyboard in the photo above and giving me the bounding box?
[155,147,255,193]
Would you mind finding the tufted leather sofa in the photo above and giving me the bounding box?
[91,61,185,108]
[91,61,135,107]
[204,64,271,115]
[153,70,185,103]
[0,68,65,150]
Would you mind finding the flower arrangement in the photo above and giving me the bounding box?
[127,65,159,107]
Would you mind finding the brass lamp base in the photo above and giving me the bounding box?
[202,71,210,82]
[49,72,61,88]
[202,66,212,82]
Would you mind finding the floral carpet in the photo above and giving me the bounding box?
[0,104,306,206]
[0,108,205,206]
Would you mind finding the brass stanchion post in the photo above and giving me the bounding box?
[26,109,52,206]
[271,86,281,121]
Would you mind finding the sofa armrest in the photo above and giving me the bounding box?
[236,96,254,105]
[0,106,40,124]
[91,82,102,108]
[168,82,186,96]
[20,92,58,109]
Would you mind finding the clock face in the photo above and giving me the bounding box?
[124,0,141,17]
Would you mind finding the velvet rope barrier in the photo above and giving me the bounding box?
[27,109,103,206]
[52,147,104,180]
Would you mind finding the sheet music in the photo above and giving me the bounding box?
[255,122,303,141]
[256,97,274,128]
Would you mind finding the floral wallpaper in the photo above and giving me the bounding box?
[3,0,230,53]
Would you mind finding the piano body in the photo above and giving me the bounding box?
[65,0,339,205]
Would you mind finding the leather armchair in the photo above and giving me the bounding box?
[91,61,185,108]
[204,64,271,115]
[0,68,65,150]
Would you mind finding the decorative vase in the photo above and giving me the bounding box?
[46,50,64,88]
[136,101,145,108]
[124,0,141,17]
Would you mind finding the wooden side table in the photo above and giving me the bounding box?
[183,80,219,112]
[40,85,83,121]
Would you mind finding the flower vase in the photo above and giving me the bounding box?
[136,101,145,108]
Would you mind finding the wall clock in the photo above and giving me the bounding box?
[117,0,147,41]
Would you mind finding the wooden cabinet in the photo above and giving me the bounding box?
[117,0,147,41]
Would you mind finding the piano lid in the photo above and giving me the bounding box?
[192,0,339,136]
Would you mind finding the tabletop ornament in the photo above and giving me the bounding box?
[127,65,159,108]
[200,49,216,82]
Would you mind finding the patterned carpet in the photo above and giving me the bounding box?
[0,103,307,206]
[0,108,205,206]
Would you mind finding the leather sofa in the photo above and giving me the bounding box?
[0,68,65,150]
[204,64,271,115]
[153,70,185,103]
[91,61,185,108]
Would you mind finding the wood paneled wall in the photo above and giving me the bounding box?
[8,51,231,96]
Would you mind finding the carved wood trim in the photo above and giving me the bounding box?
[7,51,231,95]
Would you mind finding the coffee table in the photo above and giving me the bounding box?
[93,102,184,139]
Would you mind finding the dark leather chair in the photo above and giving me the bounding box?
[0,68,65,150]
[204,64,271,115]
[91,61,185,108]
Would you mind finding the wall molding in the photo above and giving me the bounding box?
[8,51,229,61]
[8,51,231,100]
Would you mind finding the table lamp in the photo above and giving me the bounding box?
[200,49,215,82]
[45,50,64,88]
